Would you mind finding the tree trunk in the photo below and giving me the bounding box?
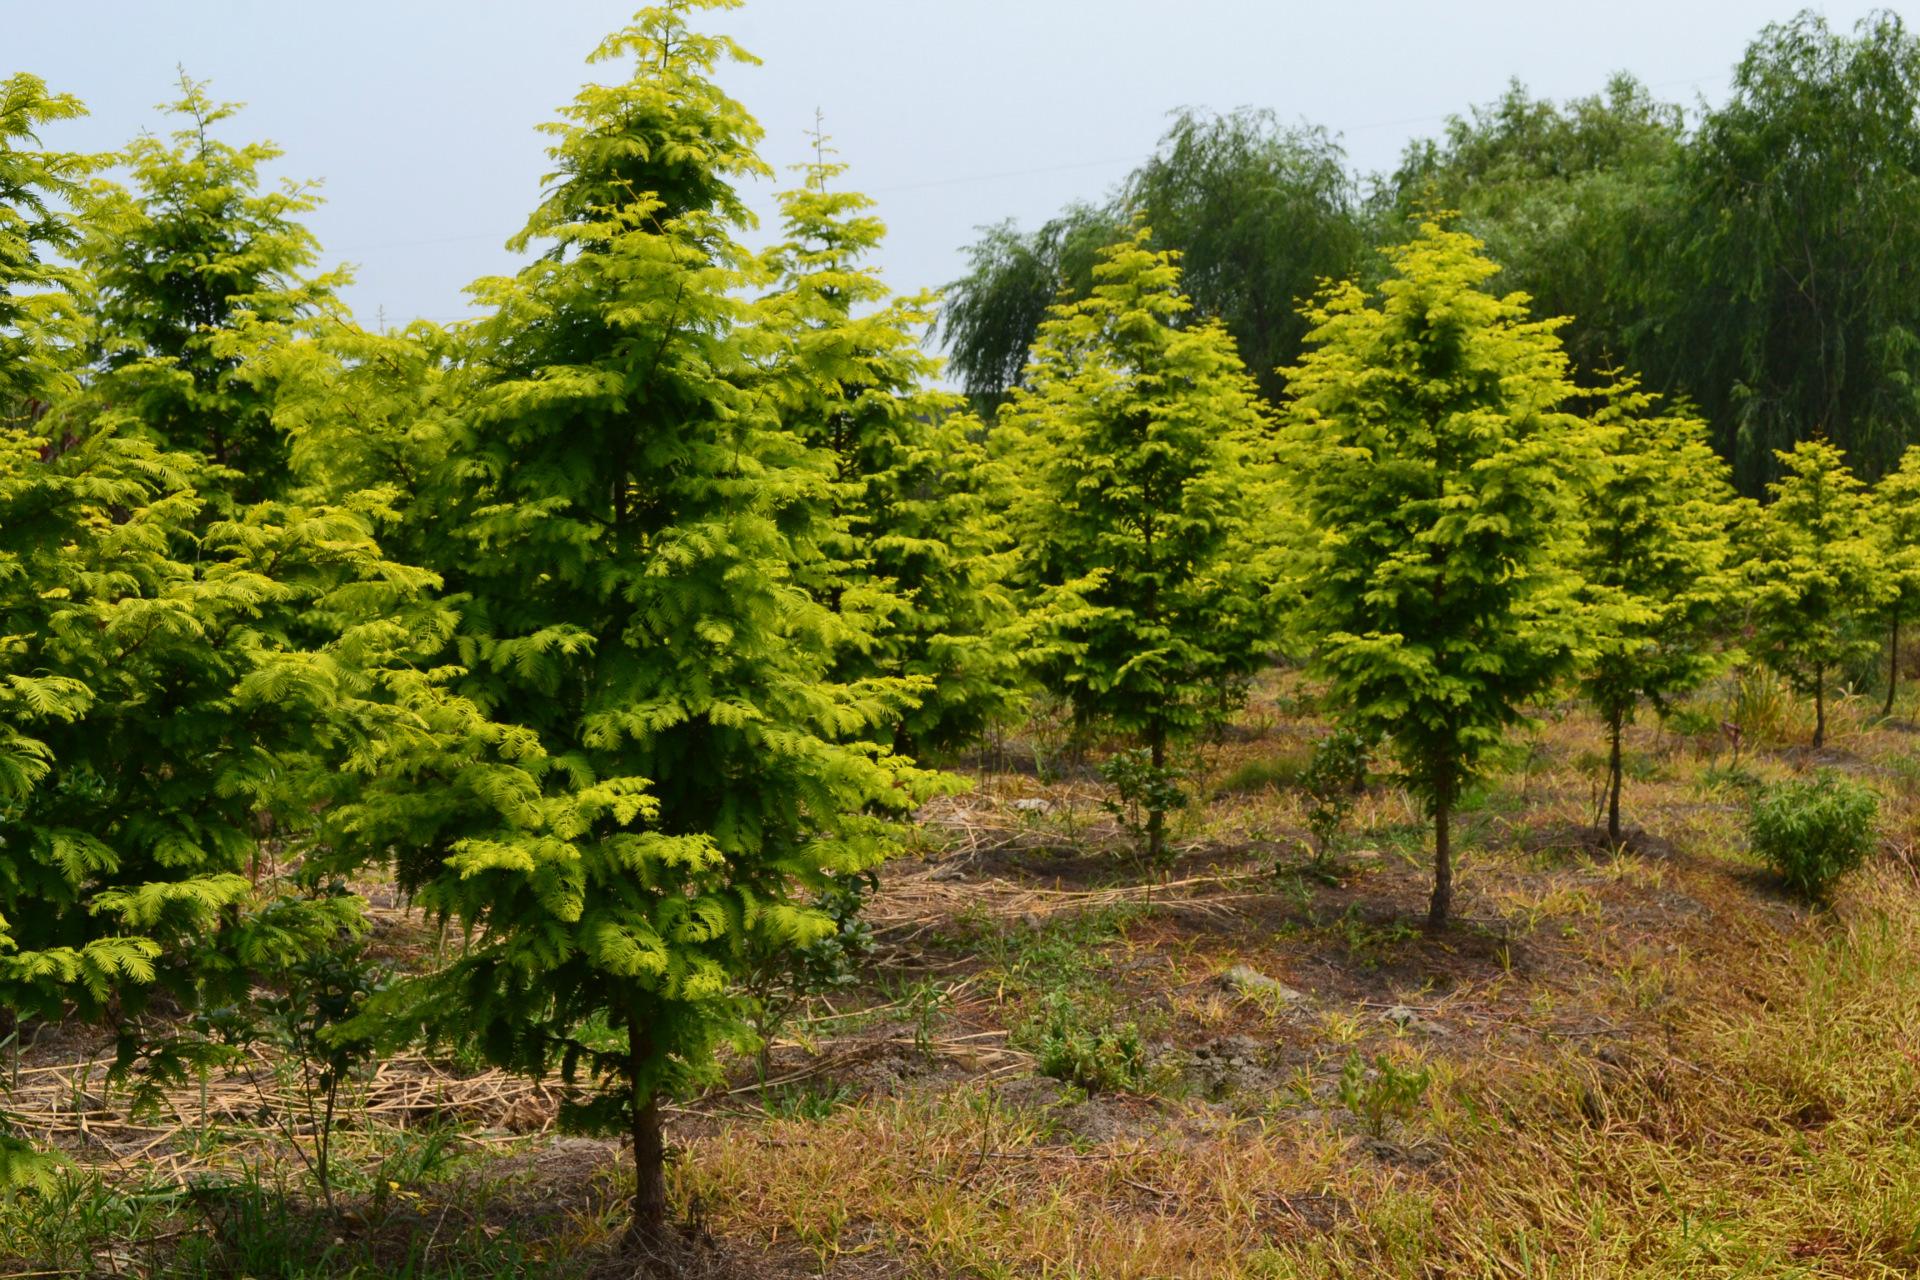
[1813,666,1827,750]
[1427,792,1453,932]
[1607,705,1625,846]
[1146,722,1167,872]
[1886,617,1901,719]
[627,1018,669,1253]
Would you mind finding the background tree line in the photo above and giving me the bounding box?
[943,8,1920,495]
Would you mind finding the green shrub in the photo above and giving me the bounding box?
[1748,771,1880,901]
[1026,994,1149,1094]
[1099,747,1190,869]
[1337,1050,1431,1139]
[1300,726,1373,869]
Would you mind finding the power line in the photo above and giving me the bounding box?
[866,152,1143,195]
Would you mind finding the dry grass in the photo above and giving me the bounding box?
[10,670,1920,1276]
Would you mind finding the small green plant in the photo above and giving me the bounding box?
[975,906,1140,1007]
[1298,726,1372,873]
[1334,905,1421,969]
[1024,689,1080,784]
[179,883,385,1209]
[1099,747,1190,873]
[1700,759,1764,798]
[743,869,880,1077]
[1748,771,1880,901]
[898,977,952,1062]
[1337,1050,1432,1140]
[1727,663,1796,745]
[1025,994,1150,1094]
[760,1080,856,1121]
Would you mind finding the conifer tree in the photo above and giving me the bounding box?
[1575,376,1736,843]
[1749,438,1890,747]
[80,73,344,502]
[756,133,1021,756]
[1872,445,1920,717]
[998,227,1274,867]
[1283,220,1590,929]
[0,74,88,416]
[296,3,939,1247]
[1,77,486,1188]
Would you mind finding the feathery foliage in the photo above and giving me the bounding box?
[998,227,1274,867]
[1283,219,1591,928]
[0,73,89,414]
[287,2,943,1245]
[79,74,345,503]
[1575,375,1738,841]
[1871,444,1920,717]
[757,135,1022,756]
[1748,438,1891,748]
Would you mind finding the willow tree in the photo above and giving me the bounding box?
[756,136,1021,756]
[1647,12,1920,488]
[1575,376,1736,842]
[297,3,937,1249]
[1750,439,1890,747]
[1284,220,1590,929]
[942,109,1361,410]
[998,227,1274,867]
[1383,75,1683,383]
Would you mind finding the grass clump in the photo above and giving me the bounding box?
[1216,750,1309,796]
[1748,770,1879,901]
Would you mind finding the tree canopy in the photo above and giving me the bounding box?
[1282,220,1592,927]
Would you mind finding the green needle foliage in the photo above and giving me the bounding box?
[998,227,1274,868]
[294,2,943,1247]
[1576,375,1738,842]
[0,74,89,416]
[0,73,486,1193]
[0,409,454,1186]
[1872,445,1920,717]
[79,74,346,504]
[757,134,1022,757]
[1283,219,1590,930]
[1749,438,1891,748]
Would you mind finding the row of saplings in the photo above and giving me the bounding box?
[0,0,1908,1261]
[1291,713,1885,904]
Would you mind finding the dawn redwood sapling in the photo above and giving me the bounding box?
[1748,438,1890,748]
[298,2,945,1248]
[79,74,347,505]
[756,132,1023,757]
[0,73,493,1191]
[1575,375,1738,843]
[1872,445,1920,717]
[1282,219,1592,930]
[998,226,1275,870]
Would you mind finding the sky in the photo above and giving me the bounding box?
[9,1,1891,331]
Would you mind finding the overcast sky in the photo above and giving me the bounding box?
[11,1,1890,330]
